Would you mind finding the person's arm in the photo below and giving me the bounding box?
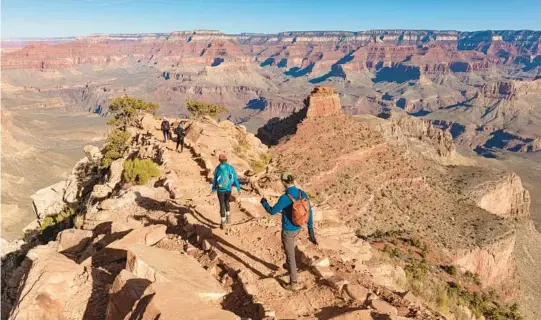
[261,195,290,215]
[305,192,314,230]
[304,191,318,245]
[211,168,218,192]
[231,166,241,192]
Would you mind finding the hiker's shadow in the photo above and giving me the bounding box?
[133,192,192,233]
[212,234,280,278]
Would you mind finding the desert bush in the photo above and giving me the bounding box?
[40,207,75,230]
[40,216,57,230]
[108,95,159,131]
[441,265,458,276]
[123,158,160,185]
[186,99,227,118]
[100,130,131,169]
[250,153,271,174]
[405,259,430,282]
[463,270,482,286]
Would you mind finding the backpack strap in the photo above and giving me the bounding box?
[285,192,296,202]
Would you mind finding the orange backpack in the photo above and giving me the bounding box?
[286,191,310,227]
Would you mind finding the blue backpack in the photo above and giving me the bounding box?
[217,165,233,190]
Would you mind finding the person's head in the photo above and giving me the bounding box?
[281,171,295,188]
[219,153,227,164]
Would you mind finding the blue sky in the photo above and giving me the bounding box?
[2,0,541,38]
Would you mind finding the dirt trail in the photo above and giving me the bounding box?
[155,134,348,319]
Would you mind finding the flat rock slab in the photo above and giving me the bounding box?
[371,299,398,316]
[128,282,239,320]
[126,244,227,301]
[105,269,152,320]
[8,246,94,320]
[82,225,166,266]
[57,229,94,254]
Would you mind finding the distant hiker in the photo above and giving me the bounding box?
[175,122,185,153]
[211,154,241,229]
[260,172,317,291]
[161,117,170,142]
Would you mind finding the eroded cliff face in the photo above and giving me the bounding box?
[466,173,531,217]
[452,233,517,289]
[377,114,456,158]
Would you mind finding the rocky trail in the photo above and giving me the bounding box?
[1,112,440,320]
[111,123,430,319]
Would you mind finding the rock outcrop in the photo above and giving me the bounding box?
[8,245,96,320]
[304,86,342,118]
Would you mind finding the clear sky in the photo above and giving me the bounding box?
[2,0,541,38]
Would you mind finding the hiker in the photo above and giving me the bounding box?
[211,154,241,229]
[175,122,185,153]
[260,172,317,291]
[161,117,170,142]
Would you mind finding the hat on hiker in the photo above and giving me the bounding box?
[219,153,227,161]
[281,172,294,183]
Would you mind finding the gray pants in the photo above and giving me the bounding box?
[282,230,300,283]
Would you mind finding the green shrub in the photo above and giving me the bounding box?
[123,158,160,185]
[40,216,57,230]
[100,130,131,169]
[186,99,227,118]
[464,271,482,286]
[405,259,430,281]
[250,153,271,174]
[446,282,522,320]
[442,265,458,276]
[108,95,159,131]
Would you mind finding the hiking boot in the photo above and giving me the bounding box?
[220,221,225,230]
[225,213,231,223]
[283,282,299,291]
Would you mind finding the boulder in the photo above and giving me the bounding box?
[370,299,398,316]
[98,191,137,210]
[401,291,421,305]
[91,184,113,199]
[126,282,238,320]
[82,225,166,266]
[105,270,152,320]
[344,284,370,303]
[30,180,67,218]
[106,158,124,189]
[8,246,94,320]
[83,144,103,163]
[63,175,79,204]
[237,269,258,296]
[126,245,226,301]
[1,238,25,259]
[57,229,93,254]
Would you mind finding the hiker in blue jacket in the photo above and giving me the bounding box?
[212,153,241,229]
[260,172,317,291]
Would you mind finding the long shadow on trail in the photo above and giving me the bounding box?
[212,234,279,279]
